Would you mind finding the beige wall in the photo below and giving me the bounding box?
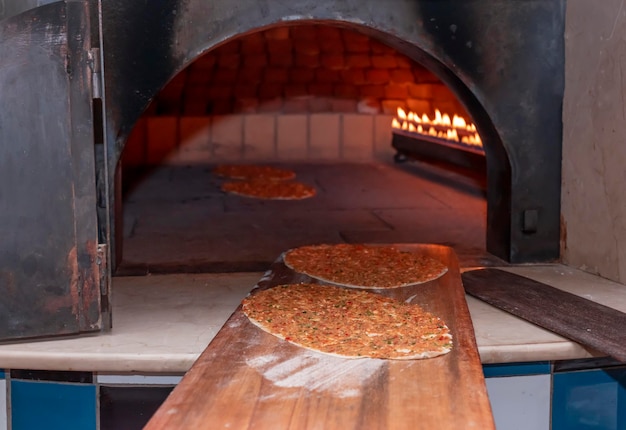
[562,0,626,282]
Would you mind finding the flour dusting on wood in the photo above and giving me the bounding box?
[246,350,384,398]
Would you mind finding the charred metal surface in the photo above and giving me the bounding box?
[100,0,564,263]
[0,2,102,341]
[0,0,58,21]
[76,240,102,330]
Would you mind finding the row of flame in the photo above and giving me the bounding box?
[392,108,483,147]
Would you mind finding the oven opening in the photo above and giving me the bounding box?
[112,23,497,276]
[111,24,487,274]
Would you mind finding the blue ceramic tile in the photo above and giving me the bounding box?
[483,361,551,378]
[11,380,96,430]
[553,367,626,430]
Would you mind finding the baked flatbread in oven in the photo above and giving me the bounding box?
[221,179,316,200]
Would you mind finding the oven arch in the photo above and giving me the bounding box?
[102,0,564,264]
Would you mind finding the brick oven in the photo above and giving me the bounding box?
[104,0,565,269]
[122,25,468,166]
[0,0,568,340]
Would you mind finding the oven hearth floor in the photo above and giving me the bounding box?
[0,160,623,370]
[0,162,622,372]
[119,160,496,274]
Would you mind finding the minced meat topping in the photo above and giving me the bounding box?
[242,283,452,360]
[221,180,316,200]
[283,244,447,288]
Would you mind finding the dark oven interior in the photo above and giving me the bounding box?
[102,0,565,272]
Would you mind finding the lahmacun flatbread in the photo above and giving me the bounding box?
[241,283,452,360]
[221,180,316,200]
[283,244,447,289]
[213,164,296,181]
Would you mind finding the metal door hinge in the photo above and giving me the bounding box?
[97,243,112,330]
[97,243,108,294]
[88,47,102,99]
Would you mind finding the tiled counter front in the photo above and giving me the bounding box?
[1,361,626,430]
[484,359,626,430]
[0,371,181,430]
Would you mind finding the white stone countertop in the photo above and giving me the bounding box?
[0,265,623,373]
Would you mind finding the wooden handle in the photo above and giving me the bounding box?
[462,268,626,361]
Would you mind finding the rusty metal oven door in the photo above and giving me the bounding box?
[0,1,110,341]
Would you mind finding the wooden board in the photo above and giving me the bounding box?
[462,268,626,362]
[145,244,494,430]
